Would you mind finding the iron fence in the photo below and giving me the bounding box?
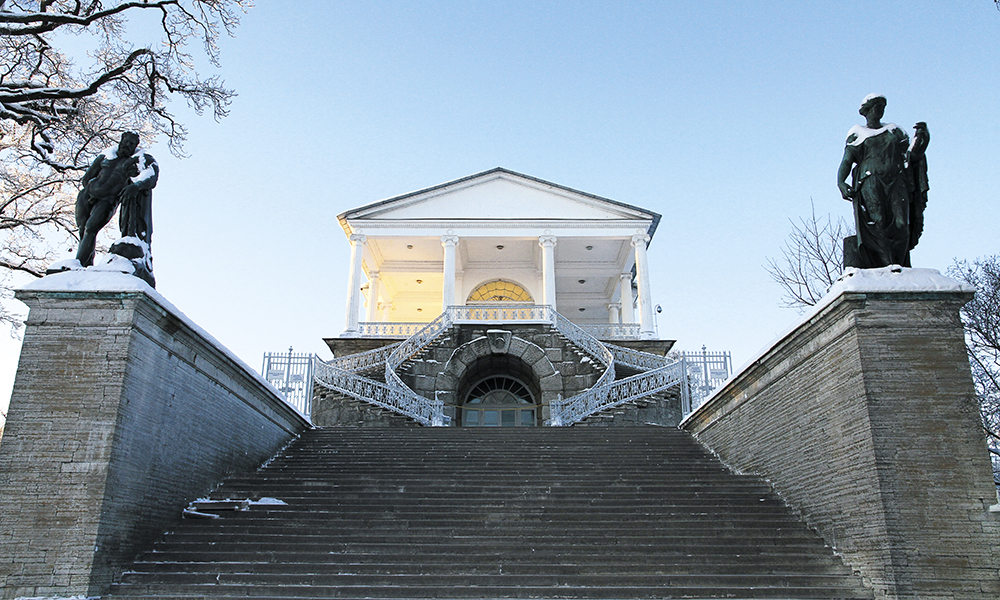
[680,346,732,415]
[261,348,316,417]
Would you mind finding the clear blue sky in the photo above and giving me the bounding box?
[3,1,1000,419]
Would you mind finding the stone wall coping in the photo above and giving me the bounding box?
[17,270,310,428]
[681,267,974,432]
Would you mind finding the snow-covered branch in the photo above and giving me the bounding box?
[0,1,180,36]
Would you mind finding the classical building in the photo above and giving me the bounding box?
[338,167,661,338]
[316,168,686,427]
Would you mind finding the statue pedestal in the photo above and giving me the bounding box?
[683,268,1000,600]
[0,275,307,599]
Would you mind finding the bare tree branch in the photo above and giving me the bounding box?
[765,200,853,310]
[948,255,1000,492]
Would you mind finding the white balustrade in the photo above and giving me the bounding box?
[578,323,642,341]
[356,322,427,338]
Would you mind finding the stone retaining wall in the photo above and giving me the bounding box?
[0,287,310,599]
[682,289,1000,599]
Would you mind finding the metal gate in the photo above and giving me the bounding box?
[681,346,732,416]
[262,348,315,417]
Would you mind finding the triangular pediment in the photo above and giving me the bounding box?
[340,168,658,223]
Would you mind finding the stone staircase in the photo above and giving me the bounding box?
[107,427,873,599]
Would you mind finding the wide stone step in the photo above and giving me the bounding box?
[117,571,869,590]
[130,559,856,576]
[135,549,853,568]
[205,490,775,501]
[169,515,806,532]
[109,583,872,600]
[155,532,829,549]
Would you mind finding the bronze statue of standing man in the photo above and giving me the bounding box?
[74,131,158,267]
[837,94,929,269]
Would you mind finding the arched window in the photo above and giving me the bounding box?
[467,279,533,303]
[461,375,536,427]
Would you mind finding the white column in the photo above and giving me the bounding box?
[608,302,621,324]
[538,235,557,311]
[381,301,393,322]
[365,271,381,322]
[632,233,655,337]
[619,272,634,323]
[441,235,459,309]
[343,233,366,334]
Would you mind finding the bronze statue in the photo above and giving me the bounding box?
[837,94,929,269]
[74,132,158,267]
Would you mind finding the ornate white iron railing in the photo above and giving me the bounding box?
[550,357,686,426]
[578,323,642,340]
[380,309,457,426]
[604,343,671,371]
[313,359,444,426]
[327,341,403,373]
[552,312,616,373]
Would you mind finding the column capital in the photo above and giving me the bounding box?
[631,233,650,247]
[368,270,380,280]
[441,235,459,246]
[538,235,557,247]
[608,302,622,310]
[349,233,367,244]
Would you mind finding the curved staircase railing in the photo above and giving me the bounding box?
[314,305,685,427]
[313,359,443,426]
[603,342,670,370]
[549,357,685,426]
[327,341,403,373]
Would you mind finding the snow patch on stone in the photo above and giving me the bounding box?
[46,258,84,272]
[828,266,974,295]
[15,596,94,600]
[90,253,136,275]
[24,269,149,293]
[251,497,287,505]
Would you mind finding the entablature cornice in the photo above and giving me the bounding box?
[344,219,653,239]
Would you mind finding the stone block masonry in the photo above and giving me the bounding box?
[683,271,1000,599]
[0,283,310,599]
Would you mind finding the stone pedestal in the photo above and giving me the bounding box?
[683,269,1000,599]
[0,278,308,598]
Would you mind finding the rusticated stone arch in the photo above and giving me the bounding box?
[435,330,561,425]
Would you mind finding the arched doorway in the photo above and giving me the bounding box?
[461,375,536,427]
[455,352,541,427]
